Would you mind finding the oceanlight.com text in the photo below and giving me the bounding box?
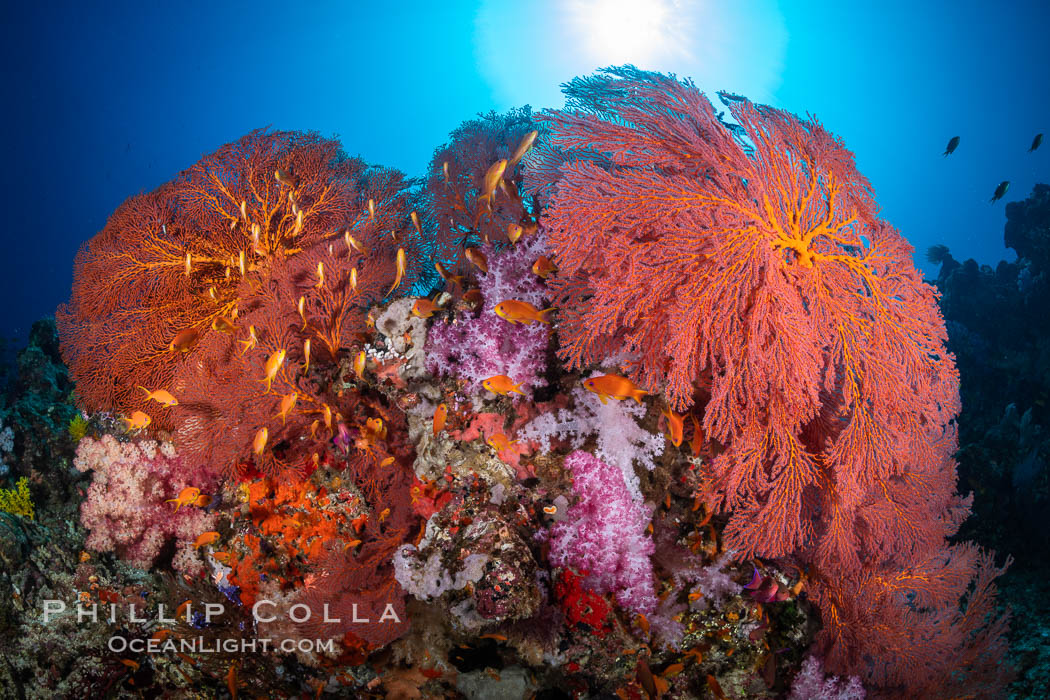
[108,635,337,655]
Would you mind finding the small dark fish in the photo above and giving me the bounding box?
[1030,133,1043,152]
[943,136,960,156]
[990,180,1010,203]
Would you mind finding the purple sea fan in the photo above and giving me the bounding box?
[425,232,550,397]
[548,450,657,616]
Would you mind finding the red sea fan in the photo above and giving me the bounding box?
[170,234,409,476]
[810,543,1013,698]
[529,66,1010,697]
[528,66,959,563]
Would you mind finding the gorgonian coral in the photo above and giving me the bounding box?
[423,107,538,267]
[526,66,1010,697]
[58,129,400,427]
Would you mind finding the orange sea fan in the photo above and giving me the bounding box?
[57,129,396,424]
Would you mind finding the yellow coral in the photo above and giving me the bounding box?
[68,414,88,442]
[0,477,34,519]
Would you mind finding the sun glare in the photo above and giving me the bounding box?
[568,0,687,66]
[474,0,787,111]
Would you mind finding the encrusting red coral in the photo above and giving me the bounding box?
[554,568,612,637]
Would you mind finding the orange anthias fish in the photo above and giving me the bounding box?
[192,493,212,508]
[435,261,465,288]
[412,298,441,318]
[175,599,192,619]
[662,408,685,447]
[211,316,236,333]
[583,374,648,404]
[482,159,508,198]
[237,325,257,356]
[123,411,152,431]
[193,531,220,550]
[506,223,524,243]
[365,417,387,440]
[151,628,173,643]
[165,487,201,512]
[275,168,295,187]
[689,414,704,456]
[482,375,525,396]
[169,328,200,352]
[345,231,368,256]
[494,300,553,325]
[433,403,447,436]
[465,247,488,274]
[274,392,298,424]
[353,350,367,379]
[508,130,538,166]
[260,349,286,391]
[486,433,518,452]
[707,674,730,700]
[253,427,269,456]
[532,256,557,279]
[138,386,178,407]
[388,248,406,295]
[227,662,239,700]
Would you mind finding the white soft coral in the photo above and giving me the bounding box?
[518,385,664,502]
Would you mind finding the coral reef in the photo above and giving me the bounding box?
[0,69,1017,699]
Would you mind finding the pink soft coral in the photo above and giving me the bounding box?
[425,233,551,397]
[547,450,656,616]
[788,656,866,700]
[74,435,219,576]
